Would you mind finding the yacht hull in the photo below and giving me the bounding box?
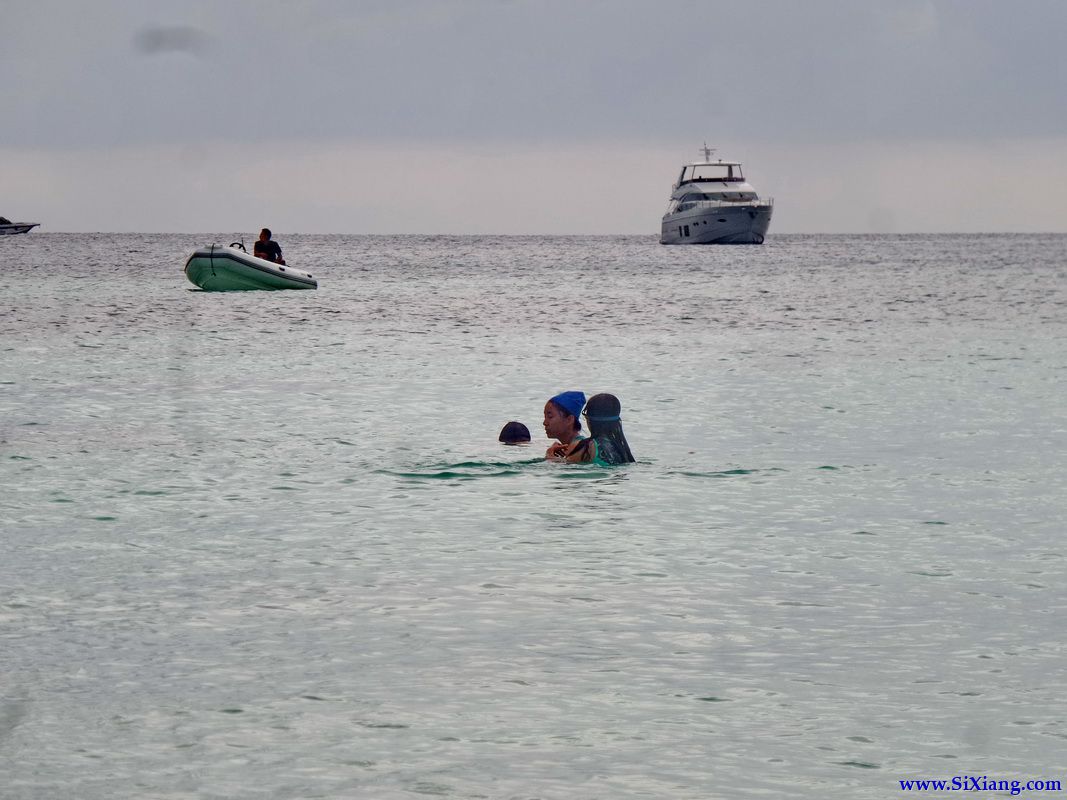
[660,204,772,245]
[0,223,40,235]
[184,245,317,291]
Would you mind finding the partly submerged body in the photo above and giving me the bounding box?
[565,435,631,466]
[660,147,772,245]
[184,243,316,291]
[545,393,635,466]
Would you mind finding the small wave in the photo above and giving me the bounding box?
[666,468,771,478]
[377,459,540,481]
[386,469,524,481]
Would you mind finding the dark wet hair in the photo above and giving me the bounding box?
[260,228,272,238]
[498,420,531,444]
[582,393,635,463]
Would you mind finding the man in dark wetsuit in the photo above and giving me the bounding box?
[253,228,285,264]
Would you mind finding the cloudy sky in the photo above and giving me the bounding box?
[3,0,1066,234]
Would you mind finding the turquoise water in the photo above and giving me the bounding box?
[2,233,1066,798]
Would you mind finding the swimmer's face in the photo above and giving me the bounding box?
[543,401,574,442]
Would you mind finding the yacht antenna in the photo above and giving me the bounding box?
[700,142,715,162]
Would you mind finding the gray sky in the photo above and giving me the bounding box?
[4,0,1066,233]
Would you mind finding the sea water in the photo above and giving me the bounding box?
[2,233,1065,798]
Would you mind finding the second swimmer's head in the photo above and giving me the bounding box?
[498,421,531,445]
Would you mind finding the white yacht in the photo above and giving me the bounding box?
[660,145,772,244]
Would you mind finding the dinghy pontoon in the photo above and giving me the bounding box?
[184,243,317,291]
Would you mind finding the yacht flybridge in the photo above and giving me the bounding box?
[660,144,772,244]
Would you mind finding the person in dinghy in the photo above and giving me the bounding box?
[253,228,286,264]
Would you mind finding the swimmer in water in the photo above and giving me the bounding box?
[543,390,586,460]
[564,393,635,465]
[498,421,531,445]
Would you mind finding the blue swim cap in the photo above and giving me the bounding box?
[550,391,586,420]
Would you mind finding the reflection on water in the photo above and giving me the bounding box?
[2,233,1066,798]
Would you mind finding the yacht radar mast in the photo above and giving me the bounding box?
[699,142,716,163]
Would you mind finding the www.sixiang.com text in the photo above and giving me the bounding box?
[899,776,1062,795]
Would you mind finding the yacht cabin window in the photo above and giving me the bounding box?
[680,163,745,184]
[677,191,758,205]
